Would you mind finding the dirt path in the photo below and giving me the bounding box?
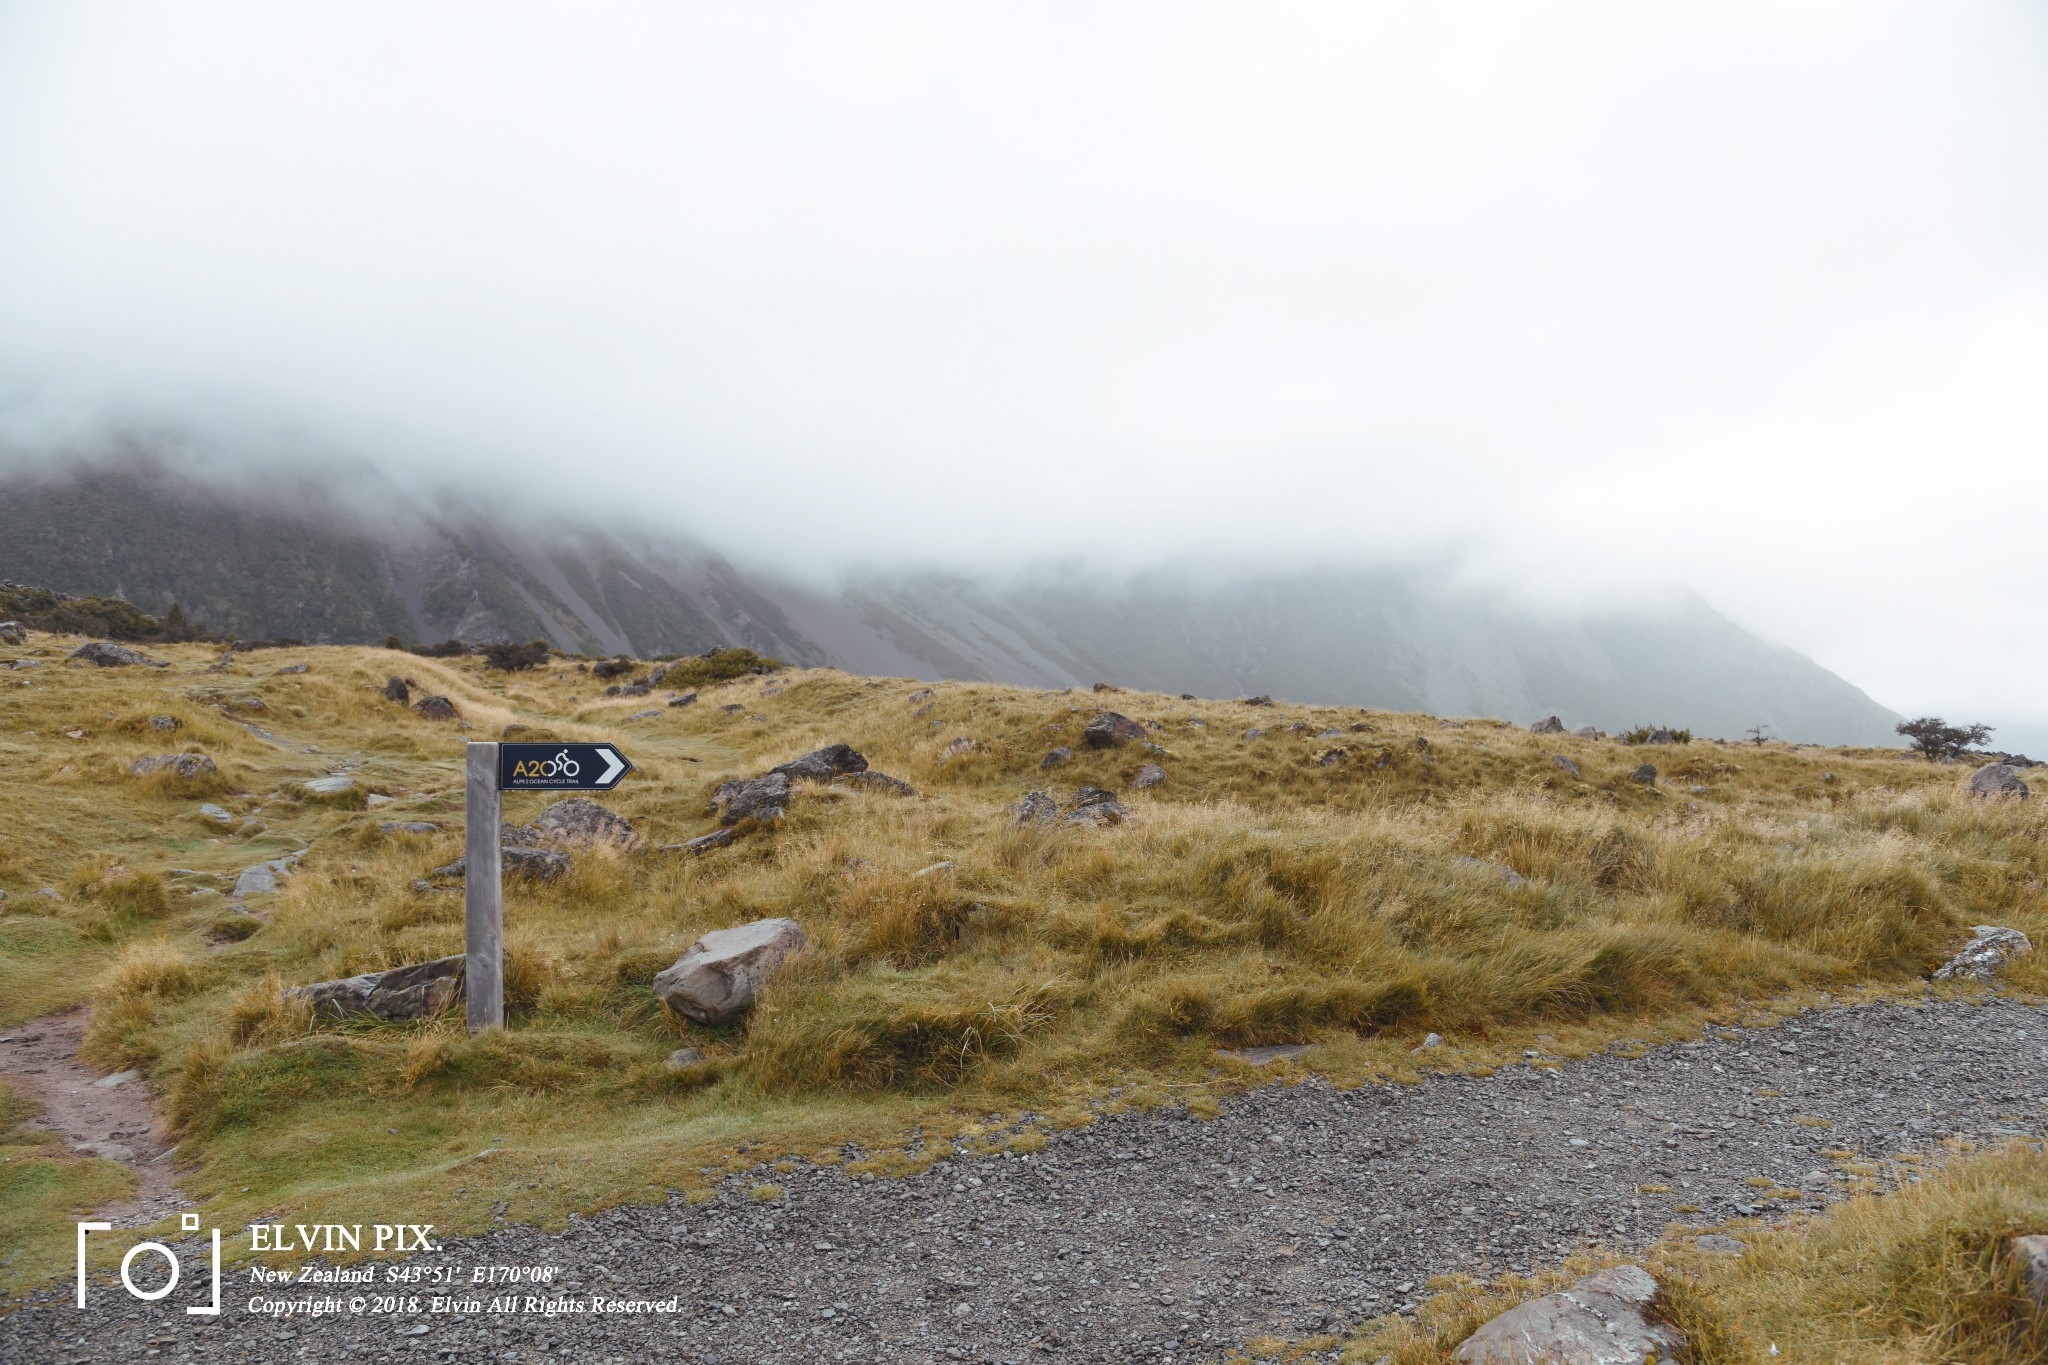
[0,1009,189,1228]
[7,995,2044,1364]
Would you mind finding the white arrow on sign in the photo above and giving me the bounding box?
[595,747,627,788]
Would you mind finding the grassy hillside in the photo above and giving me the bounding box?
[0,631,2039,1296]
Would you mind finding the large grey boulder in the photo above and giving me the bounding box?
[1572,725,1600,740]
[835,770,914,796]
[770,743,868,783]
[71,640,168,668]
[1966,763,2031,801]
[1013,791,1059,827]
[383,676,411,704]
[1083,712,1148,748]
[1630,764,1657,786]
[234,853,303,897]
[653,918,809,1025]
[1530,715,1565,735]
[1550,754,1581,778]
[525,797,638,847]
[1063,787,1130,827]
[288,955,466,1022]
[1451,1264,1684,1364]
[413,695,459,721]
[1933,925,2033,981]
[131,753,219,780]
[711,772,791,825]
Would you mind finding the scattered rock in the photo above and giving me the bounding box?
[668,691,698,707]
[1451,1263,1684,1364]
[1091,682,1121,693]
[427,846,571,883]
[1242,695,1275,707]
[70,640,168,668]
[1084,712,1149,748]
[835,771,914,796]
[1219,1044,1307,1065]
[1241,728,1267,740]
[93,1069,140,1089]
[274,663,310,675]
[940,737,982,761]
[1630,764,1657,786]
[37,887,61,901]
[911,861,955,879]
[1644,728,1678,746]
[199,802,234,826]
[627,708,661,720]
[1013,791,1059,827]
[1530,716,1565,734]
[653,918,810,1025]
[1414,737,1432,753]
[2011,1234,2048,1308]
[1933,925,2033,982]
[1416,1033,1444,1051]
[770,743,869,783]
[1572,725,1599,739]
[1966,763,2031,802]
[1063,787,1130,827]
[413,695,459,721]
[1316,728,1344,739]
[384,676,411,704]
[1550,755,1580,777]
[0,621,26,644]
[1130,763,1165,789]
[1040,747,1072,770]
[1315,748,1345,767]
[712,772,791,825]
[1693,1234,1746,1257]
[287,955,467,1022]
[130,753,219,780]
[302,775,356,797]
[526,798,639,848]
[665,1047,708,1071]
[145,715,179,731]
[380,821,442,835]
[906,688,935,704]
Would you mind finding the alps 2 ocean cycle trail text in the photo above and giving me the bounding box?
[498,743,634,791]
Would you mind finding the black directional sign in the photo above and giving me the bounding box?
[498,742,635,791]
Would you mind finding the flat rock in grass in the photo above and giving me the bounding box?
[274,663,310,675]
[287,954,466,1022]
[1130,763,1165,789]
[1550,754,1581,777]
[1083,711,1148,748]
[1451,1264,1684,1365]
[771,743,869,782]
[2011,1235,2048,1307]
[413,695,459,721]
[199,803,234,826]
[303,774,355,796]
[1573,725,1600,739]
[940,736,982,761]
[70,640,168,667]
[711,772,790,825]
[525,797,638,848]
[1933,925,2033,981]
[1040,747,1072,770]
[652,917,809,1025]
[234,853,303,897]
[380,820,442,835]
[667,691,697,707]
[665,1047,708,1070]
[1967,763,2031,801]
[145,715,179,731]
[664,828,737,856]
[131,753,218,780]
[1221,1044,1308,1066]
[835,770,914,796]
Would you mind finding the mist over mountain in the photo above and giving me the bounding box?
[0,453,1900,745]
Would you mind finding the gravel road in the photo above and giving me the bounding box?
[8,995,2043,1365]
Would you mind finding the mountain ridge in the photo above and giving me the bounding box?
[0,453,1901,744]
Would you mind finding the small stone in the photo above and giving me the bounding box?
[1548,754,1581,777]
[130,753,219,781]
[199,803,235,825]
[303,775,356,796]
[1419,1033,1443,1049]
[2011,1234,2048,1307]
[413,695,459,721]
[1083,712,1149,748]
[274,663,310,675]
[668,691,698,707]
[380,821,442,835]
[1530,715,1565,734]
[70,640,168,668]
[1062,787,1130,827]
[940,736,981,761]
[1694,1234,1746,1256]
[233,854,302,897]
[669,828,737,856]
[1013,791,1059,827]
[145,715,179,731]
[384,676,411,704]
[1454,856,1525,888]
[1242,695,1274,707]
[1933,925,2033,982]
[665,1047,708,1071]
[911,861,955,879]
[93,1069,141,1088]
[1241,728,1267,740]
[1040,746,1072,770]
[837,770,915,796]
[1631,763,1657,785]
[1130,763,1165,789]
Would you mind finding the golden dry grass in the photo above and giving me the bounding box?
[0,632,2042,1297]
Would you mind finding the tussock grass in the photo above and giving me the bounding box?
[1,636,2042,1294]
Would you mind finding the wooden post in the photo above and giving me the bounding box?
[465,741,503,1033]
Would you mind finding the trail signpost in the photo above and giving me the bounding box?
[465,740,636,1032]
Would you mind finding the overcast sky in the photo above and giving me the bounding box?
[1,3,2044,744]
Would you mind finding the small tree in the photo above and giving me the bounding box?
[482,640,550,672]
[1895,717,1992,762]
[1744,724,1770,746]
